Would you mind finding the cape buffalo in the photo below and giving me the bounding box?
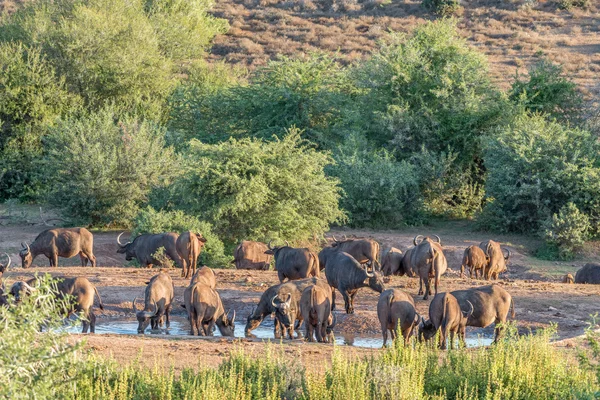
[323,250,385,314]
[183,283,235,336]
[190,266,216,288]
[270,290,298,339]
[461,245,489,279]
[132,271,174,333]
[575,263,600,284]
[0,253,11,283]
[245,277,329,338]
[330,236,381,270]
[10,276,104,333]
[377,289,420,347]
[19,228,96,268]
[419,292,473,349]
[563,273,575,284]
[450,284,514,341]
[232,241,272,270]
[411,235,447,300]
[176,231,207,279]
[479,240,511,280]
[117,232,184,269]
[300,284,335,342]
[265,241,320,282]
[381,247,405,277]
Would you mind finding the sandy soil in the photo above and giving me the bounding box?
[1,224,599,372]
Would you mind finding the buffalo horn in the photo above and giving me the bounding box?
[151,301,159,316]
[413,235,423,246]
[285,240,290,247]
[132,297,139,313]
[364,265,374,278]
[271,295,279,308]
[117,232,128,246]
[465,300,474,318]
[22,281,37,293]
[2,253,11,269]
[20,242,30,255]
[284,293,292,306]
[332,236,338,243]
[343,234,347,240]
[433,235,441,244]
[503,248,511,261]
[231,309,236,323]
[268,240,274,250]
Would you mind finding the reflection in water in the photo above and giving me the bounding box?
[65,316,493,349]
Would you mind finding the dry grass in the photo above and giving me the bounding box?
[207,0,600,95]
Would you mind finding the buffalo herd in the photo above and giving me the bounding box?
[2,228,600,348]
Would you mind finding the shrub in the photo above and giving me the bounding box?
[557,0,590,10]
[543,202,590,260]
[510,59,583,124]
[168,128,345,244]
[481,113,600,233]
[421,0,461,16]
[132,206,229,268]
[0,275,84,399]
[42,110,177,227]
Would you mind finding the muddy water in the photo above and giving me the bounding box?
[66,316,493,348]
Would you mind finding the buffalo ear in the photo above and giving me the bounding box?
[144,281,150,285]
[264,250,274,255]
[181,304,186,309]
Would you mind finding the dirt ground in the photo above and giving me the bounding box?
[1,222,599,372]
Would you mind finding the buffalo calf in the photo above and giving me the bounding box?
[377,289,420,347]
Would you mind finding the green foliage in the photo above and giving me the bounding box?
[422,0,461,16]
[132,206,229,268]
[42,109,177,227]
[557,0,590,10]
[510,59,583,124]
[166,128,345,244]
[543,202,590,260]
[150,246,174,268]
[0,43,79,201]
[0,275,84,399]
[329,139,424,228]
[481,113,600,234]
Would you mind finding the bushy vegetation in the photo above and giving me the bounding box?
[132,206,229,267]
[422,0,461,16]
[542,202,590,260]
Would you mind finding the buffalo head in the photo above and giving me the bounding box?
[364,267,385,293]
[413,235,441,246]
[116,232,135,260]
[19,243,32,269]
[271,293,294,327]
[132,297,158,333]
[10,280,37,303]
[264,240,290,256]
[219,309,236,337]
[0,253,11,276]
[245,306,262,337]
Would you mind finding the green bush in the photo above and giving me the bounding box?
[557,0,590,10]
[510,59,583,124]
[132,206,229,268]
[543,202,590,260]
[42,110,177,227]
[0,275,84,399]
[422,0,461,16]
[166,128,345,244]
[0,43,79,201]
[481,113,600,233]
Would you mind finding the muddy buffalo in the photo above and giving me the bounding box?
[330,236,381,270]
[265,241,320,282]
[377,289,420,347]
[183,283,235,336]
[410,235,447,300]
[479,240,511,280]
[19,228,96,268]
[450,285,514,341]
[381,247,404,277]
[245,277,329,338]
[461,245,489,279]
[575,263,600,284]
[176,231,207,279]
[419,292,473,349]
[117,232,183,269]
[10,276,104,333]
[132,271,174,333]
[323,249,385,314]
[300,284,335,342]
[232,241,272,270]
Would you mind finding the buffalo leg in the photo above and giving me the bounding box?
[79,252,88,267]
[341,291,353,314]
[330,286,337,311]
[382,324,388,348]
[181,260,188,278]
[460,264,465,278]
[434,275,440,297]
[449,331,455,350]
[277,270,286,283]
[87,252,97,268]
[81,309,90,334]
[206,320,216,336]
[165,306,171,329]
[305,322,314,342]
[89,311,96,334]
[423,278,431,300]
[418,278,424,296]
[274,319,282,339]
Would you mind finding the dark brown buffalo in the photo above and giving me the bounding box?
[245,277,329,338]
[265,241,320,282]
[330,236,381,270]
[322,248,385,314]
[377,289,420,347]
[0,253,11,283]
[419,292,473,349]
[117,232,183,269]
[450,284,514,341]
[10,276,104,333]
[232,241,272,270]
[381,247,414,277]
[410,235,447,300]
[575,263,600,284]
[479,240,511,280]
[183,283,235,336]
[300,284,335,342]
[461,245,489,279]
[563,273,575,284]
[132,271,174,333]
[19,228,96,268]
[176,231,207,279]
[190,266,216,288]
